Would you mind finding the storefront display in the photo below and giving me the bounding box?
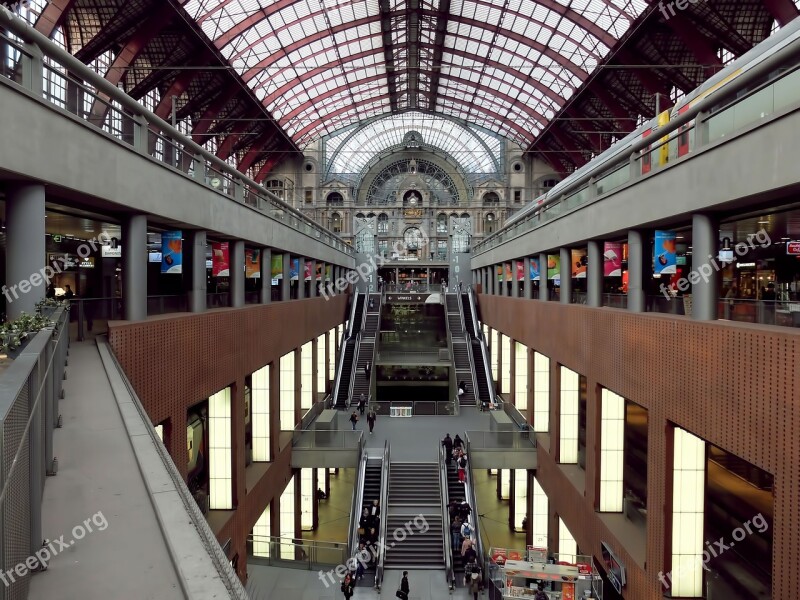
[489,552,601,600]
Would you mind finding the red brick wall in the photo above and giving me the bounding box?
[478,294,800,599]
[108,295,348,579]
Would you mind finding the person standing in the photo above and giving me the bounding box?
[453,434,464,450]
[367,409,377,434]
[341,573,355,600]
[399,571,410,600]
[442,434,453,465]
[350,411,359,430]
[457,452,468,483]
[358,393,366,416]
[364,361,371,380]
[468,571,482,600]
[450,515,462,552]
[63,285,74,299]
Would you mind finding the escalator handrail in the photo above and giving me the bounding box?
[374,440,390,590]
[465,286,480,338]
[468,289,495,406]
[456,293,480,408]
[463,434,486,577]
[439,441,456,589]
[349,448,369,558]
[331,333,351,408]
[347,291,360,338]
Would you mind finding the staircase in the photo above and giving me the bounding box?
[446,295,464,336]
[384,463,444,569]
[334,340,356,409]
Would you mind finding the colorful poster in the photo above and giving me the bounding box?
[271,254,283,282]
[497,265,504,281]
[212,242,230,277]
[547,254,560,280]
[516,261,524,281]
[505,263,513,281]
[325,264,332,281]
[571,249,587,278]
[491,547,508,565]
[507,549,524,561]
[529,258,540,281]
[315,262,323,280]
[290,258,300,281]
[654,230,677,274]
[246,249,261,278]
[304,260,313,281]
[161,231,182,274]
[561,582,575,600]
[604,242,623,276]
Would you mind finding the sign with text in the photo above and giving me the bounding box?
[787,241,800,255]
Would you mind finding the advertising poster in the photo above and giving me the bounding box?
[505,263,513,281]
[491,548,508,565]
[529,258,540,281]
[271,254,283,284]
[497,265,504,281]
[547,254,560,280]
[561,582,575,600]
[516,261,524,281]
[246,248,261,278]
[304,260,313,281]
[316,262,323,280]
[290,258,300,281]
[325,264,332,280]
[212,242,230,277]
[604,242,623,276]
[654,230,677,274]
[161,231,183,274]
[507,549,524,561]
[571,248,587,278]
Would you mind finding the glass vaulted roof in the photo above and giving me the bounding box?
[325,111,501,175]
[184,0,649,147]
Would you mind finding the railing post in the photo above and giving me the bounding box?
[22,41,43,95]
[193,154,205,182]
[234,177,244,203]
[132,114,149,155]
[696,111,710,148]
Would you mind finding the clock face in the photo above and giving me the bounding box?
[404,227,423,249]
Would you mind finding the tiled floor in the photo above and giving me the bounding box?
[305,468,356,545]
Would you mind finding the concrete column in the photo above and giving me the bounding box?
[230,240,245,308]
[5,183,46,320]
[122,214,147,321]
[186,230,207,313]
[627,230,647,313]
[511,261,519,298]
[587,240,603,308]
[559,248,572,304]
[539,253,549,302]
[260,248,272,304]
[523,257,532,300]
[691,213,719,321]
[297,256,305,300]
[281,254,291,301]
[488,266,495,295]
[309,259,317,298]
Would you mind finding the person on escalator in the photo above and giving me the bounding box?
[359,508,371,531]
[462,540,477,564]
[370,499,380,519]
[450,516,462,551]
[442,434,453,464]
[453,434,464,450]
[457,452,468,483]
[458,501,472,523]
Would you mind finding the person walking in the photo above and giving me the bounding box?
[364,361,371,380]
[442,433,453,465]
[358,393,366,416]
[399,571,410,600]
[468,571,482,600]
[341,573,355,600]
[367,409,377,434]
[350,411,359,430]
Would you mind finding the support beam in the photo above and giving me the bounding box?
[378,0,400,111]
[762,0,800,26]
[426,0,451,111]
[33,0,77,37]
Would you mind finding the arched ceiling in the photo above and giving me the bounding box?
[182,0,650,147]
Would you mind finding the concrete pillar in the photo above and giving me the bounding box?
[260,248,272,304]
[489,266,495,295]
[559,248,572,304]
[230,240,245,308]
[297,256,305,300]
[5,183,46,320]
[122,214,147,321]
[587,241,603,308]
[539,253,549,302]
[186,230,207,313]
[511,261,519,298]
[627,230,647,313]
[281,254,291,302]
[309,259,317,298]
[523,257,532,300]
[691,213,719,321]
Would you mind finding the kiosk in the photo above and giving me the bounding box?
[487,550,602,600]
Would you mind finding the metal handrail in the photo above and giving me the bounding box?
[348,448,369,558]
[0,8,351,256]
[473,27,800,255]
[468,288,495,407]
[332,292,359,407]
[347,291,360,338]
[463,434,486,578]
[455,291,480,409]
[439,441,456,590]
[374,440,390,590]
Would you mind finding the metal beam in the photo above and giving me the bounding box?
[408,0,420,108]
[253,154,286,183]
[762,0,800,26]
[216,109,261,161]
[238,133,279,174]
[33,0,77,37]
[426,0,451,111]
[378,0,400,111]
[153,68,202,121]
[665,12,724,80]
[191,86,241,144]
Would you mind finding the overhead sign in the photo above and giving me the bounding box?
[52,234,62,243]
[787,241,800,255]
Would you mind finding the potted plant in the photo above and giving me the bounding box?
[0,312,56,357]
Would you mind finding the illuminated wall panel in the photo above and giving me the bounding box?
[328,327,337,380]
[513,470,528,529]
[533,352,550,432]
[316,334,326,393]
[301,469,314,530]
[500,334,511,394]
[252,364,270,462]
[600,388,625,512]
[253,504,270,557]
[209,386,232,510]
[491,329,499,381]
[154,424,163,441]
[559,367,579,463]
[531,477,548,551]
[300,341,313,410]
[280,351,296,430]
[280,476,295,559]
[500,469,511,499]
[515,342,528,411]
[671,427,706,597]
[558,517,577,564]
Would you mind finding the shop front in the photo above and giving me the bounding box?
[487,550,602,600]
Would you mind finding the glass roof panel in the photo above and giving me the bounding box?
[188,0,648,146]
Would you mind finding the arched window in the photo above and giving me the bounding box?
[355,212,365,219]
[378,213,389,234]
[330,213,342,233]
[437,213,448,234]
[484,213,497,235]
[460,212,469,219]
[483,191,500,205]
[326,191,344,206]
[367,212,376,218]
[265,179,285,200]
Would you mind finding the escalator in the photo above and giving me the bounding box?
[334,341,355,409]
[460,294,476,337]
[351,294,366,336]
[357,458,383,588]
[471,339,492,407]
